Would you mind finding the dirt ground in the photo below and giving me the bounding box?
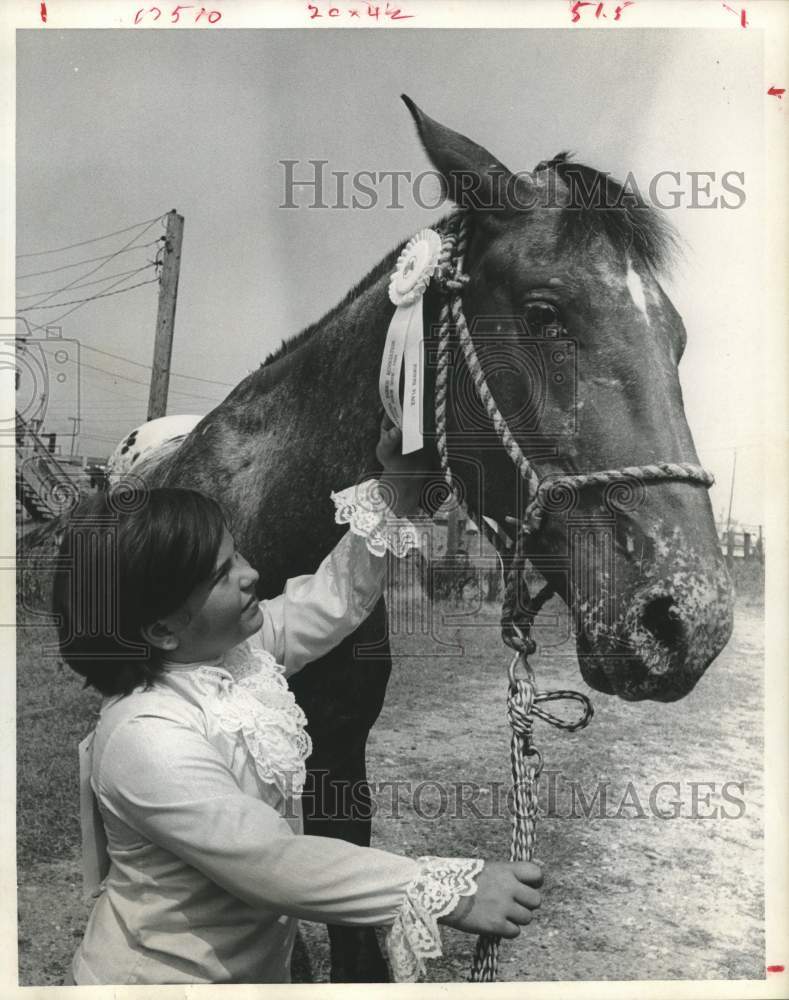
[17,581,764,985]
[366,590,765,982]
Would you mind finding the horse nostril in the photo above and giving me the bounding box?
[640,595,684,649]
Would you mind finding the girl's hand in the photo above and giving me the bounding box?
[376,414,432,517]
[439,861,543,939]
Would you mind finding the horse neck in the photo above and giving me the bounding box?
[247,267,398,488]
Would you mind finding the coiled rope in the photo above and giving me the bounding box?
[430,210,714,982]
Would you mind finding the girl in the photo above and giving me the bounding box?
[54,420,542,985]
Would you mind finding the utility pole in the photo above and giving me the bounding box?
[725,449,737,533]
[69,416,80,457]
[148,210,184,421]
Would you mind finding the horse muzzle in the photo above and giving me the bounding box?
[575,566,734,702]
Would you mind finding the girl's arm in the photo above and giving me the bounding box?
[98,713,541,982]
[258,477,425,676]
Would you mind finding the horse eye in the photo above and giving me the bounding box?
[523,301,561,335]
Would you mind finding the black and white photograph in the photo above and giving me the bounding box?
[4,0,787,993]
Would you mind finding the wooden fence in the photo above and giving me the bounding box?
[715,523,764,562]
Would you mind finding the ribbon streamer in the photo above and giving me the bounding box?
[380,228,442,454]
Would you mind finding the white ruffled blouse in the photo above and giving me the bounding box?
[73,482,483,985]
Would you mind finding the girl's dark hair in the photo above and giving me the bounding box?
[52,486,227,697]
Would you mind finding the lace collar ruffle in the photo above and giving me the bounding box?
[164,640,312,799]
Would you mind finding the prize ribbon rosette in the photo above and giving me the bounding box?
[380,228,443,454]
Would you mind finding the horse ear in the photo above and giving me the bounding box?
[401,94,529,212]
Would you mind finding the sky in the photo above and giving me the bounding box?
[12,23,766,524]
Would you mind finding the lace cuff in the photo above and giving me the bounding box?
[386,856,484,982]
[331,479,422,558]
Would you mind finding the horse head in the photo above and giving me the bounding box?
[404,97,733,702]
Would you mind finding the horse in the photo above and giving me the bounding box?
[123,97,733,981]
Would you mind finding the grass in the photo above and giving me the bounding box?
[17,559,101,868]
[729,556,765,607]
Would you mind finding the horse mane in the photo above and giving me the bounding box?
[539,152,679,272]
[262,154,677,367]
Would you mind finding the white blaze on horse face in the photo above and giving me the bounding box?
[625,258,650,325]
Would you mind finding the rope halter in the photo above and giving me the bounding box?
[428,209,715,983]
[431,208,714,658]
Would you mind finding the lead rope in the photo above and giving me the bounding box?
[431,210,714,982]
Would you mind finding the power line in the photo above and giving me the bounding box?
[47,394,145,410]
[77,386,147,407]
[17,211,230,415]
[62,351,226,405]
[28,266,160,334]
[84,343,235,387]
[17,275,159,312]
[78,358,160,389]
[77,357,164,388]
[79,365,147,396]
[36,336,237,388]
[16,240,161,280]
[173,370,235,388]
[22,218,164,314]
[74,356,224,404]
[168,387,224,403]
[79,432,130,444]
[46,397,143,409]
[16,215,165,259]
[16,265,156,300]
[55,420,143,429]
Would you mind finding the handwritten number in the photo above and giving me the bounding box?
[571,0,632,21]
[303,1,413,21]
[385,2,414,17]
[570,1,590,22]
[133,3,221,24]
[171,4,192,22]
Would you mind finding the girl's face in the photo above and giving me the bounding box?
[160,527,264,663]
